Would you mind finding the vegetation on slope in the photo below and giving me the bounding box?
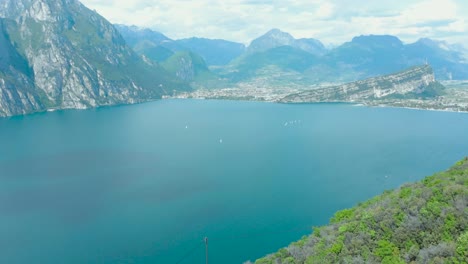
[254,158,468,264]
[226,46,318,82]
[162,51,217,84]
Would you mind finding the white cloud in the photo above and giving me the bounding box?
[80,0,468,48]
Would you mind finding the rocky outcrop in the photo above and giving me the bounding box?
[280,65,445,103]
[0,0,188,117]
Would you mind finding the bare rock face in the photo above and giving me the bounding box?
[280,65,445,103]
[172,57,196,82]
[0,18,42,116]
[0,0,188,117]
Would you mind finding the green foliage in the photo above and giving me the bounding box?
[292,236,308,247]
[456,231,468,258]
[399,187,412,199]
[256,158,468,264]
[393,211,405,226]
[255,258,272,264]
[330,208,355,224]
[161,51,217,84]
[375,240,400,260]
[329,241,343,254]
[226,46,318,82]
[444,214,457,241]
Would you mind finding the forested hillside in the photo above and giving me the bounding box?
[254,158,468,264]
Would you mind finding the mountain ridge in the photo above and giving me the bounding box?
[115,24,246,66]
[280,65,444,103]
[114,25,468,84]
[219,31,468,84]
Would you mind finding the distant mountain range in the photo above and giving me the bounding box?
[116,25,468,86]
[115,24,246,66]
[0,0,189,117]
[226,31,468,84]
[320,35,468,81]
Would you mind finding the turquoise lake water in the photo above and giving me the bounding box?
[1,99,468,264]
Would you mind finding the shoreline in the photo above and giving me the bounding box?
[2,97,467,119]
[165,97,468,114]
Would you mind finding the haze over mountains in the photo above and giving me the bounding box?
[1,0,468,117]
[117,25,468,85]
[115,24,246,66]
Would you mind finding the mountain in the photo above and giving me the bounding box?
[405,38,468,80]
[114,24,171,47]
[227,45,318,82]
[175,37,246,66]
[312,35,468,82]
[114,24,178,62]
[281,65,444,103]
[295,38,328,56]
[247,28,326,56]
[0,0,188,117]
[138,45,174,63]
[230,32,468,85]
[161,51,216,84]
[115,25,246,66]
[318,35,407,80]
[254,158,468,263]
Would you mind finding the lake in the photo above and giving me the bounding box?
[1,99,468,264]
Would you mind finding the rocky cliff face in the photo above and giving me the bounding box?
[0,18,42,116]
[280,65,445,103]
[0,0,188,117]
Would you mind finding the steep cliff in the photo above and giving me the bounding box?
[280,65,445,103]
[0,18,42,116]
[0,0,188,117]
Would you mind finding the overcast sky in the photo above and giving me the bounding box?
[80,0,468,46]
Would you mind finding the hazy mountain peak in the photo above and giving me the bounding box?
[114,24,171,47]
[351,34,403,48]
[264,28,294,38]
[415,38,452,51]
[248,28,295,52]
[248,28,325,56]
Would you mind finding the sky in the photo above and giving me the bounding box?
[80,0,468,47]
